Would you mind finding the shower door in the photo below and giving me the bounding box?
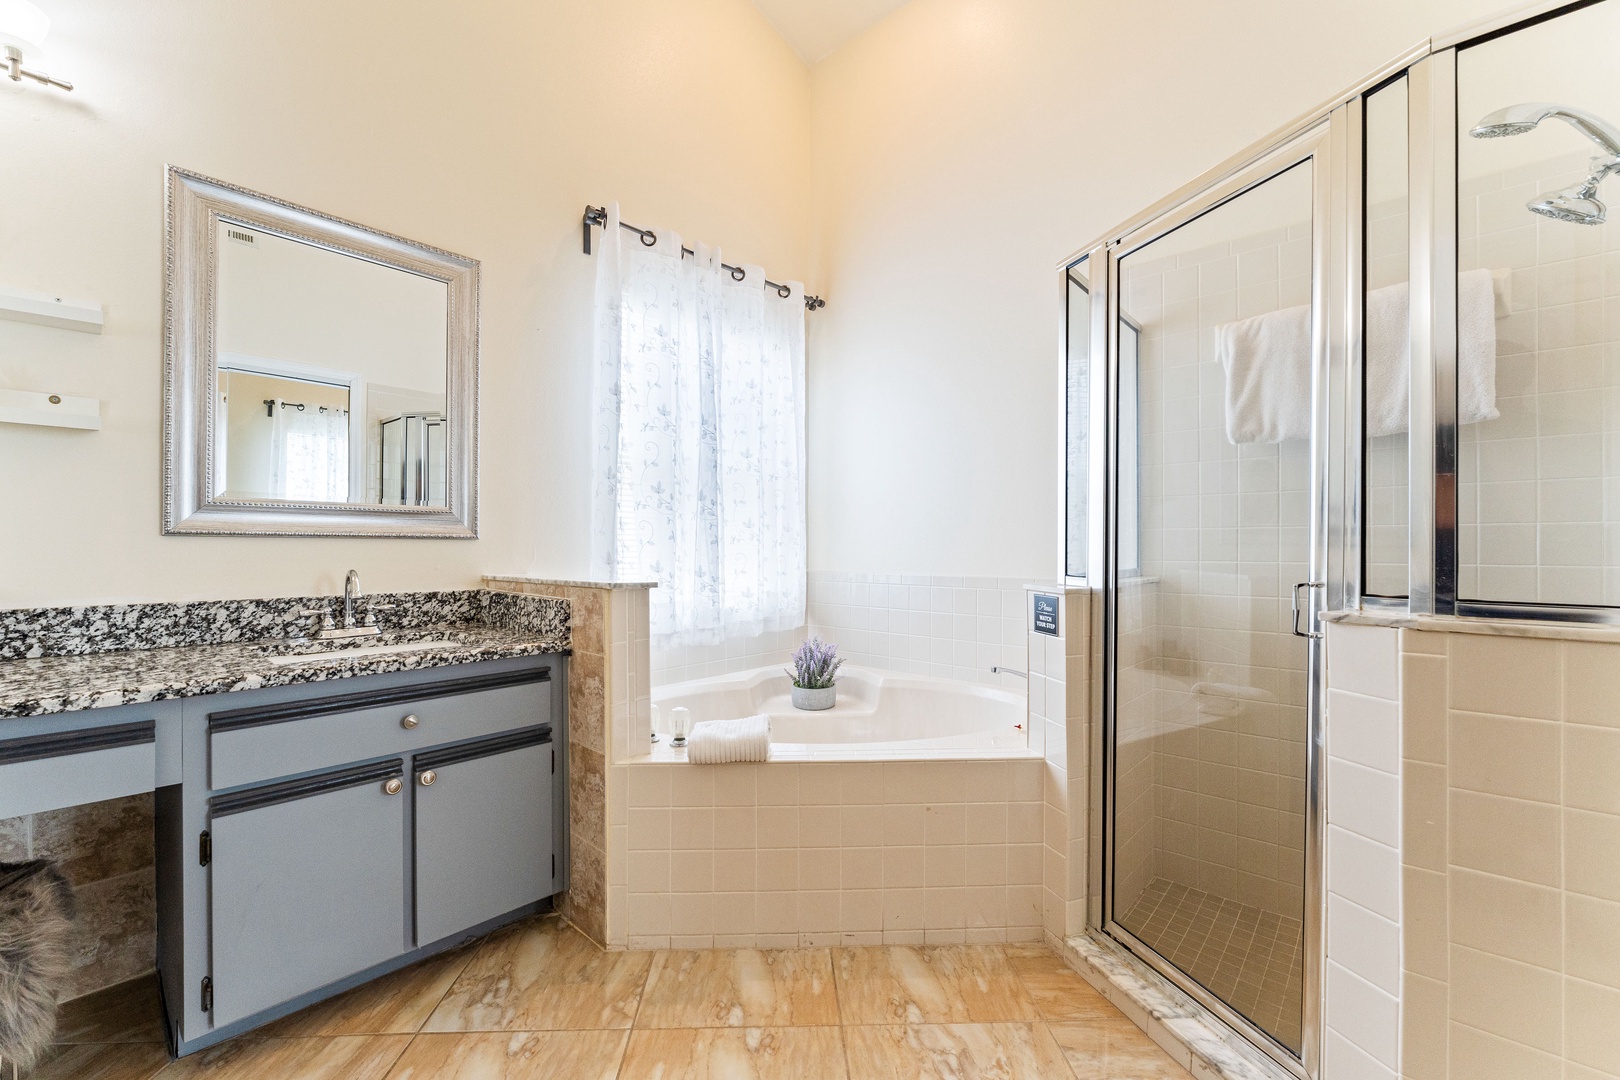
[1100,121,1338,1075]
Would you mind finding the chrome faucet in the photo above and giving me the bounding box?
[296,570,386,641]
[343,569,362,629]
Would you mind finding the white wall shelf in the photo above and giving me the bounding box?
[0,389,101,430]
[0,284,104,333]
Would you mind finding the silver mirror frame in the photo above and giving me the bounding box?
[162,166,479,537]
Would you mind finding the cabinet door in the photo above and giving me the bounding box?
[209,760,407,1028]
[414,727,554,945]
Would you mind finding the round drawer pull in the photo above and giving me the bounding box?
[419,770,437,787]
[383,777,403,795]
[401,714,420,730]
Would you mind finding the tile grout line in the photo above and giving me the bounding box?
[374,937,488,1076]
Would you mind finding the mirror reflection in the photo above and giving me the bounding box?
[212,222,450,506]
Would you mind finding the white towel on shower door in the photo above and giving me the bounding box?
[1217,267,1500,443]
[1217,302,1313,443]
[1364,268,1499,437]
[685,714,770,764]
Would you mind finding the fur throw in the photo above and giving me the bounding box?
[0,861,76,1074]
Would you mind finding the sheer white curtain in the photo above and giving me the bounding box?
[269,403,349,502]
[590,203,806,647]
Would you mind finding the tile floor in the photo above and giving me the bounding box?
[1120,878,1302,1053]
[29,913,1195,1079]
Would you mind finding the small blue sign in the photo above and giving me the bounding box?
[1033,593,1059,636]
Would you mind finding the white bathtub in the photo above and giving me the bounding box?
[647,664,1033,761]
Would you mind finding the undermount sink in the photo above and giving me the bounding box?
[260,636,466,667]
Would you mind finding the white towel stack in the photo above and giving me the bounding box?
[685,714,770,764]
[1216,267,1500,444]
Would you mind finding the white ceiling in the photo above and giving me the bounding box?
[751,0,913,63]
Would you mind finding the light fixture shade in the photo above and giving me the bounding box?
[0,0,50,51]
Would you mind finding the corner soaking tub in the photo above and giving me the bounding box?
[648,664,1032,761]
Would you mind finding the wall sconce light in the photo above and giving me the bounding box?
[0,0,71,91]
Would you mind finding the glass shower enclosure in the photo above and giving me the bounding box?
[1064,2,1620,1076]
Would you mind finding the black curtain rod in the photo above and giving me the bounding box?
[262,398,345,417]
[582,205,825,311]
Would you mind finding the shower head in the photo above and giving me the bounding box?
[1470,102,1620,156]
[1529,184,1607,225]
[1471,104,1620,225]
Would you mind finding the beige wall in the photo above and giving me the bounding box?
[0,0,809,607]
[803,0,1507,581]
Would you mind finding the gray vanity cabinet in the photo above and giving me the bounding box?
[207,760,408,1028]
[158,654,568,1057]
[413,729,554,944]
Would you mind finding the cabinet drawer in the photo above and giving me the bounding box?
[413,727,555,945]
[208,759,408,1029]
[207,666,551,790]
[0,721,156,818]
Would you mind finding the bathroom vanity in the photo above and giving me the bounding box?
[0,590,571,1056]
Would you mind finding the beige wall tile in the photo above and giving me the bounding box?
[1401,629,1447,656]
[1404,760,1448,872]
[1566,977,1620,1076]
[1450,791,1561,886]
[1449,712,1561,803]
[1566,893,1620,992]
[1449,868,1563,971]
[1404,867,1449,982]
[1450,634,1561,720]
[1401,973,1448,1080]
[1448,1020,1562,1080]
[1402,654,1449,765]
[1566,725,1620,815]
[1449,945,1564,1054]
[1565,642,1620,729]
[1566,809,1620,903]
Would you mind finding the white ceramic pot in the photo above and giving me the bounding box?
[791,684,836,711]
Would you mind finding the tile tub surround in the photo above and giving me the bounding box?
[0,793,157,1001]
[1028,585,1091,943]
[27,914,1195,1080]
[482,577,653,947]
[611,758,1049,950]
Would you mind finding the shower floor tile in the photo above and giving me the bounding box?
[1120,878,1302,1053]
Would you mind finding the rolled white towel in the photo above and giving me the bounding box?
[685,714,770,764]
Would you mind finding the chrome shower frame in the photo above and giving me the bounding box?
[1056,3,1618,1078]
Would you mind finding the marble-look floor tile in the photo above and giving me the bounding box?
[423,917,652,1032]
[636,950,838,1029]
[842,1023,1073,1079]
[1046,1019,1193,1079]
[55,975,166,1044]
[834,946,1039,1025]
[1004,946,1119,1023]
[264,947,475,1037]
[149,1035,411,1079]
[618,1027,847,1080]
[25,1041,172,1080]
[382,1030,628,1080]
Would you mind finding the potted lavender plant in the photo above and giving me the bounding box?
[788,636,843,711]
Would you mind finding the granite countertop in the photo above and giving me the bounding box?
[0,623,571,720]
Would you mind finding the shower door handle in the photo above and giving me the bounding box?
[1291,582,1324,639]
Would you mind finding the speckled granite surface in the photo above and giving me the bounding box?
[0,589,571,719]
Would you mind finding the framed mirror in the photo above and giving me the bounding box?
[163,167,478,536]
